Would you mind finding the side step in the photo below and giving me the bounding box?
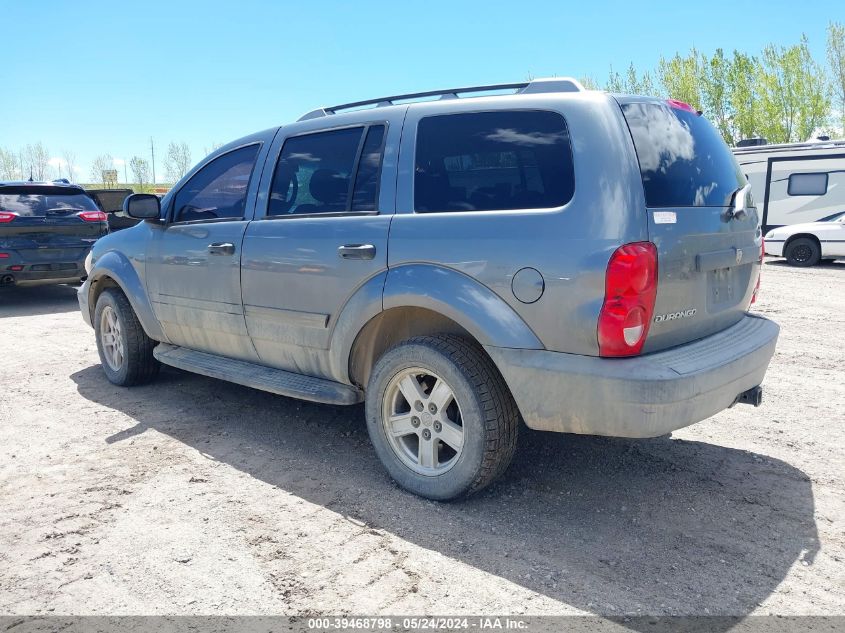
[153,343,362,406]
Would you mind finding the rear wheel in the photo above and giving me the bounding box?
[365,335,519,500]
[784,237,820,267]
[94,288,160,386]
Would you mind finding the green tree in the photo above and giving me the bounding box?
[727,51,760,143]
[579,75,600,90]
[605,65,624,92]
[827,21,845,133]
[756,35,829,142]
[623,63,658,96]
[657,49,701,108]
[699,49,733,143]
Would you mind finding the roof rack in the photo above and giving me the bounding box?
[297,77,585,121]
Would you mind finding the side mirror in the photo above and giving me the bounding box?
[123,193,161,220]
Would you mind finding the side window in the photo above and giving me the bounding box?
[268,124,386,216]
[172,145,260,223]
[352,125,386,211]
[414,110,574,213]
[788,172,828,196]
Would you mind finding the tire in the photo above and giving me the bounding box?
[94,288,160,386]
[784,237,820,267]
[365,335,519,500]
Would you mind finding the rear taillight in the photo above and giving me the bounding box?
[598,242,658,357]
[666,98,702,116]
[78,211,107,222]
[751,238,764,304]
[0,212,16,223]
[0,253,8,259]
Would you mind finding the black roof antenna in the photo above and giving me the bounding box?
[28,168,33,182]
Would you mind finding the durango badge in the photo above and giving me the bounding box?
[654,309,697,323]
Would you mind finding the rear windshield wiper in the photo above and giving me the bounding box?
[726,184,752,220]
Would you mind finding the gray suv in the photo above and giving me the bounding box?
[78,78,779,500]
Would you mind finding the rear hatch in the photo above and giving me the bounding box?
[618,98,762,353]
[0,185,107,264]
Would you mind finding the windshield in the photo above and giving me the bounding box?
[0,187,100,217]
[621,102,745,208]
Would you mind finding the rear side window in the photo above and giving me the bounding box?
[621,102,744,207]
[173,144,260,222]
[0,187,99,216]
[269,124,386,216]
[788,172,828,196]
[414,110,574,213]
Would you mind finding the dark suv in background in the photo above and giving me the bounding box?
[0,180,108,287]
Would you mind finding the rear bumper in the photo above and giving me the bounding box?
[485,314,779,438]
[0,250,87,286]
[1,266,85,286]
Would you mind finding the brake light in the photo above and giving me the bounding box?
[0,253,8,259]
[598,242,658,357]
[0,212,16,223]
[78,211,107,222]
[666,99,701,116]
[751,238,764,304]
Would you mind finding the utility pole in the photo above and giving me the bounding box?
[150,137,156,187]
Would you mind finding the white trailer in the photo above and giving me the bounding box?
[733,140,845,233]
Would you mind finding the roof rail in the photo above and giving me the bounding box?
[297,77,585,121]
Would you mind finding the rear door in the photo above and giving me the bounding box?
[619,99,762,352]
[0,185,106,269]
[240,112,400,379]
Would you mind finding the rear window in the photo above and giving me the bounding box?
[621,102,744,207]
[414,110,574,212]
[0,187,99,216]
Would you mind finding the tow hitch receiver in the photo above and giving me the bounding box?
[734,385,763,407]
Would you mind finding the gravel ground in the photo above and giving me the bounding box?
[0,259,843,617]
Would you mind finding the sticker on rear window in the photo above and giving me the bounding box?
[653,211,677,224]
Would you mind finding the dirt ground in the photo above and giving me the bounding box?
[0,259,843,618]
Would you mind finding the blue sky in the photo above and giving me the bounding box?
[2,0,843,183]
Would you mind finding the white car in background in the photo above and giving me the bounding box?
[765,211,845,266]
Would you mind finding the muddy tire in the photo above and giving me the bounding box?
[365,335,519,500]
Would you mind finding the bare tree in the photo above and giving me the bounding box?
[62,150,77,182]
[129,155,150,189]
[22,142,50,180]
[0,147,18,180]
[202,142,223,156]
[165,142,192,182]
[90,154,114,185]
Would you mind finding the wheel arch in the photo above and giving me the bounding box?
[86,251,166,342]
[330,264,543,388]
[784,232,821,253]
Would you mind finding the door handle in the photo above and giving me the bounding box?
[208,242,235,255]
[338,244,376,260]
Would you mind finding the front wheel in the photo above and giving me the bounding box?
[365,335,519,500]
[94,288,160,386]
[784,237,820,267]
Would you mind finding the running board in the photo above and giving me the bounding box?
[153,343,362,405]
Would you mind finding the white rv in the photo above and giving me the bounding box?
[733,139,845,233]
